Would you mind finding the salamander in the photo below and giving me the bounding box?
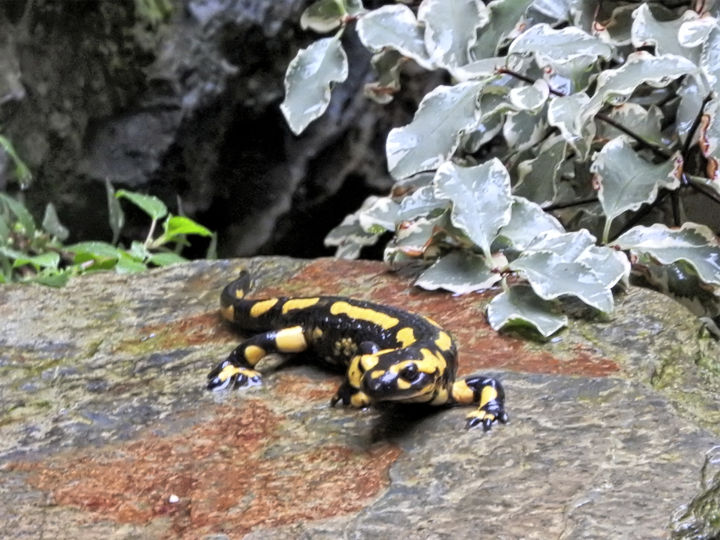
[207,271,508,431]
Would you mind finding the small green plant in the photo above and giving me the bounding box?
[0,180,215,286]
[281,0,720,338]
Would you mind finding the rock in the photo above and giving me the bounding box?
[1,257,719,536]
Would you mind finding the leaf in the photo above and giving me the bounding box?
[528,229,596,262]
[596,103,664,146]
[508,80,549,112]
[503,107,547,152]
[148,252,187,267]
[66,241,123,262]
[577,245,630,289]
[470,0,533,59]
[495,196,564,251]
[416,250,502,294]
[487,285,567,337]
[356,4,433,70]
[397,185,448,222]
[417,0,486,69]
[12,252,60,270]
[0,193,36,238]
[386,82,484,179]
[547,93,595,159]
[631,4,700,60]
[614,223,720,286]
[514,135,567,206]
[384,213,446,260]
[105,178,124,244]
[583,52,697,120]
[0,135,32,188]
[32,270,71,287]
[510,251,614,313]
[41,203,69,242]
[364,49,403,104]
[590,137,682,242]
[358,196,400,232]
[433,159,513,259]
[116,190,168,220]
[325,203,381,259]
[300,0,364,33]
[509,23,612,65]
[280,36,349,135]
[162,215,213,239]
[698,97,720,184]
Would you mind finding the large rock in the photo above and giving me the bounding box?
[1,257,719,537]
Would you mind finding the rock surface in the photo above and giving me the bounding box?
[1,257,719,538]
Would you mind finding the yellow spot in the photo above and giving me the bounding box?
[330,301,399,330]
[430,387,449,405]
[417,348,445,373]
[218,364,241,381]
[350,391,371,408]
[234,289,245,299]
[274,326,308,353]
[249,298,278,318]
[434,331,453,351]
[282,297,320,314]
[396,327,416,347]
[347,356,363,386]
[244,345,266,364]
[220,304,235,321]
[360,354,379,371]
[396,378,412,390]
[479,385,498,408]
[311,327,323,341]
[451,380,475,404]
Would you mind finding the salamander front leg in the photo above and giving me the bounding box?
[207,326,308,391]
[451,375,508,431]
[330,354,372,409]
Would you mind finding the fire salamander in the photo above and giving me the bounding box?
[207,271,508,431]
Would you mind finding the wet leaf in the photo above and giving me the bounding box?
[300,0,364,33]
[418,0,487,68]
[433,158,513,258]
[358,196,400,232]
[631,4,699,60]
[325,198,383,259]
[397,185,448,222]
[470,0,533,59]
[614,223,720,286]
[487,285,567,337]
[503,106,547,152]
[415,250,501,294]
[386,81,484,179]
[510,23,612,65]
[364,49,404,104]
[508,80,549,112]
[596,103,664,145]
[495,196,564,251]
[514,135,567,205]
[698,98,720,184]
[547,93,595,159]
[280,36,349,135]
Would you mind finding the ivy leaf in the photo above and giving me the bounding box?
[364,50,403,104]
[433,159,512,259]
[415,250,501,294]
[487,285,568,337]
[547,93,596,159]
[698,98,720,185]
[503,106,548,152]
[325,197,383,259]
[495,196,564,251]
[300,0,364,33]
[116,190,168,221]
[358,196,400,232]
[614,223,720,286]
[280,36,349,135]
[469,0,533,59]
[356,4,433,70]
[583,52,697,119]
[386,82,484,179]
[596,103,664,146]
[508,80,549,112]
[509,23,613,66]
[577,245,630,289]
[510,251,614,313]
[591,137,682,242]
[528,229,596,262]
[397,185,448,222]
[384,213,447,261]
[514,135,567,206]
[417,0,486,69]
[631,4,700,61]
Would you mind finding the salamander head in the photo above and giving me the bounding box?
[360,347,449,403]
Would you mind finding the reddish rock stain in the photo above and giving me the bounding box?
[10,400,401,538]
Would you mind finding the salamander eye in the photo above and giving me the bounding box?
[399,363,420,382]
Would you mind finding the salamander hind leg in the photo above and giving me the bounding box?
[207,326,308,391]
[451,375,508,431]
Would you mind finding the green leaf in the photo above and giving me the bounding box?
[66,241,123,260]
[116,190,168,220]
[470,0,533,59]
[0,135,32,188]
[590,137,682,242]
[487,285,567,337]
[0,213,9,244]
[417,0,487,69]
[148,252,187,266]
[31,270,71,287]
[386,82,484,179]
[510,251,614,313]
[356,4,433,70]
[300,0,347,33]
[41,203,69,241]
[614,223,720,286]
[0,193,36,238]
[12,251,60,270]
[115,253,149,274]
[364,50,403,104]
[280,36,349,135]
[415,250,501,294]
[433,159,513,259]
[105,179,125,244]
[162,215,212,239]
